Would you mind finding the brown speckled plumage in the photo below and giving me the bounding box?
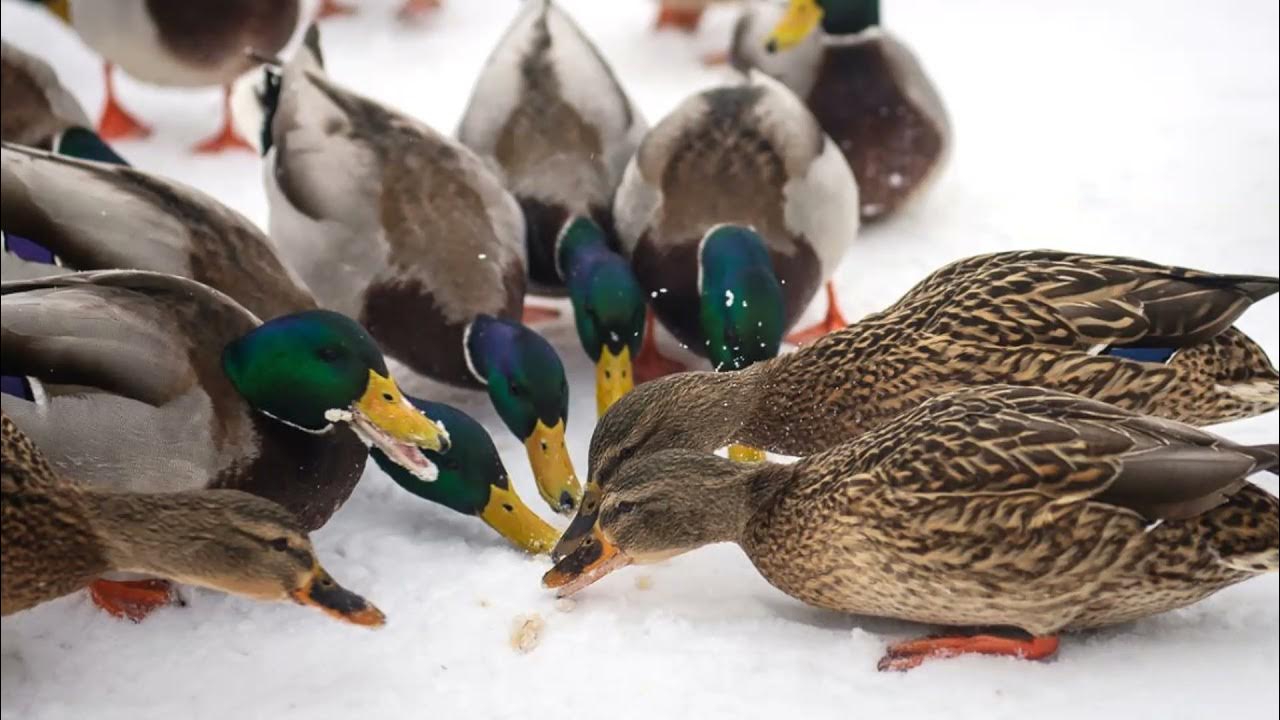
[555,250,1277,559]
[591,386,1279,634]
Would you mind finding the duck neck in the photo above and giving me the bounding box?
[660,365,775,451]
[687,453,796,545]
[81,490,202,577]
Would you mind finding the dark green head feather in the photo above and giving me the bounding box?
[556,216,646,361]
[698,225,785,372]
[465,315,570,438]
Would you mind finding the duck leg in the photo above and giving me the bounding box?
[317,0,357,19]
[96,63,151,141]
[878,634,1060,672]
[633,310,687,383]
[397,0,441,22]
[521,303,562,324]
[193,87,254,154]
[785,282,849,345]
[89,579,182,622]
[654,4,705,32]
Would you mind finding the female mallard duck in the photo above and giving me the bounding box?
[2,412,385,625]
[1,270,447,537]
[545,385,1279,671]
[32,0,299,152]
[0,142,311,321]
[260,27,581,515]
[0,40,92,149]
[553,250,1278,560]
[728,0,951,223]
[457,0,649,416]
[613,70,860,381]
[372,399,559,555]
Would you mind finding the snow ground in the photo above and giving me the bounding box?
[1,0,1277,718]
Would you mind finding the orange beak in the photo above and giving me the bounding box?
[290,567,386,627]
[542,523,632,597]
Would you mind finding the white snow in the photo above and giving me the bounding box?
[2,0,1277,718]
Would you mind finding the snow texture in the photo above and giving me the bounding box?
[1,1,1277,718]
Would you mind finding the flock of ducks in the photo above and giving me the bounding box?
[0,0,1277,674]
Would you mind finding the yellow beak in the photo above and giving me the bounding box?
[523,419,582,515]
[353,370,450,452]
[479,483,560,555]
[766,0,823,52]
[727,444,766,463]
[595,346,635,417]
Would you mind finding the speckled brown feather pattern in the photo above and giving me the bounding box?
[1,143,316,321]
[1,413,107,616]
[740,386,1279,634]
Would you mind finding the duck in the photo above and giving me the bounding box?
[552,250,1279,560]
[0,141,312,321]
[371,398,559,555]
[259,26,582,515]
[612,70,860,382]
[457,0,649,416]
[1,270,448,539]
[544,384,1280,671]
[2,411,385,625]
[30,0,299,152]
[727,0,951,224]
[0,40,93,149]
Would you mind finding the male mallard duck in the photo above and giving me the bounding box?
[260,27,581,515]
[0,142,312,321]
[1,270,447,536]
[613,70,859,379]
[32,0,299,152]
[545,385,1279,671]
[553,250,1278,560]
[457,0,649,416]
[0,40,92,149]
[2,412,385,625]
[728,0,951,223]
[372,399,559,555]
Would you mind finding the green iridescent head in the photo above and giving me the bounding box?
[222,310,449,472]
[556,216,646,416]
[698,225,785,372]
[465,314,581,514]
[53,127,128,165]
[371,398,559,554]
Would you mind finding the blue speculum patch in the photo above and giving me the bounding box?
[0,375,34,401]
[1104,345,1177,364]
[2,232,60,266]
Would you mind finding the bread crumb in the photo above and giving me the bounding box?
[477,598,490,608]
[635,575,654,591]
[509,613,544,654]
[554,598,577,613]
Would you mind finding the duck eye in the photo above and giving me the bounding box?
[619,446,636,461]
[615,501,638,516]
[508,379,523,397]
[316,346,342,363]
[443,457,460,471]
[269,538,290,552]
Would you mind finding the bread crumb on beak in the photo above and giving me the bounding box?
[509,613,544,653]
[635,575,654,591]
[554,598,577,613]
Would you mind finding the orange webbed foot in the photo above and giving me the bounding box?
[633,310,687,383]
[97,64,151,141]
[521,304,562,324]
[654,5,704,32]
[878,634,1060,672]
[397,0,441,22]
[193,87,255,154]
[89,579,182,623]
[785,282,848,346]
[317,0,358,19]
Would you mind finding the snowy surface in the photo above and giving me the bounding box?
[2,0,1277,718]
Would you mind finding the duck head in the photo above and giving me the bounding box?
[698,224,785,372]
[766,0,881,52]
[465,314,582,515]
[556,216,646,417]
[372,398,559,555]
[223,309,449,480]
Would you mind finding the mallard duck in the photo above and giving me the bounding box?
[457,0,649,416]
[0,142,312,321]
[1,270,448,537]
[2,411,385,625]
[0,40,92,149]
[372,398,559,555]
[728,0,951,224]
[32,0,299,152]
[612,70,859,380]
[260,27,581,515]
[553,250,1278,559]
[545,385,1279,671]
